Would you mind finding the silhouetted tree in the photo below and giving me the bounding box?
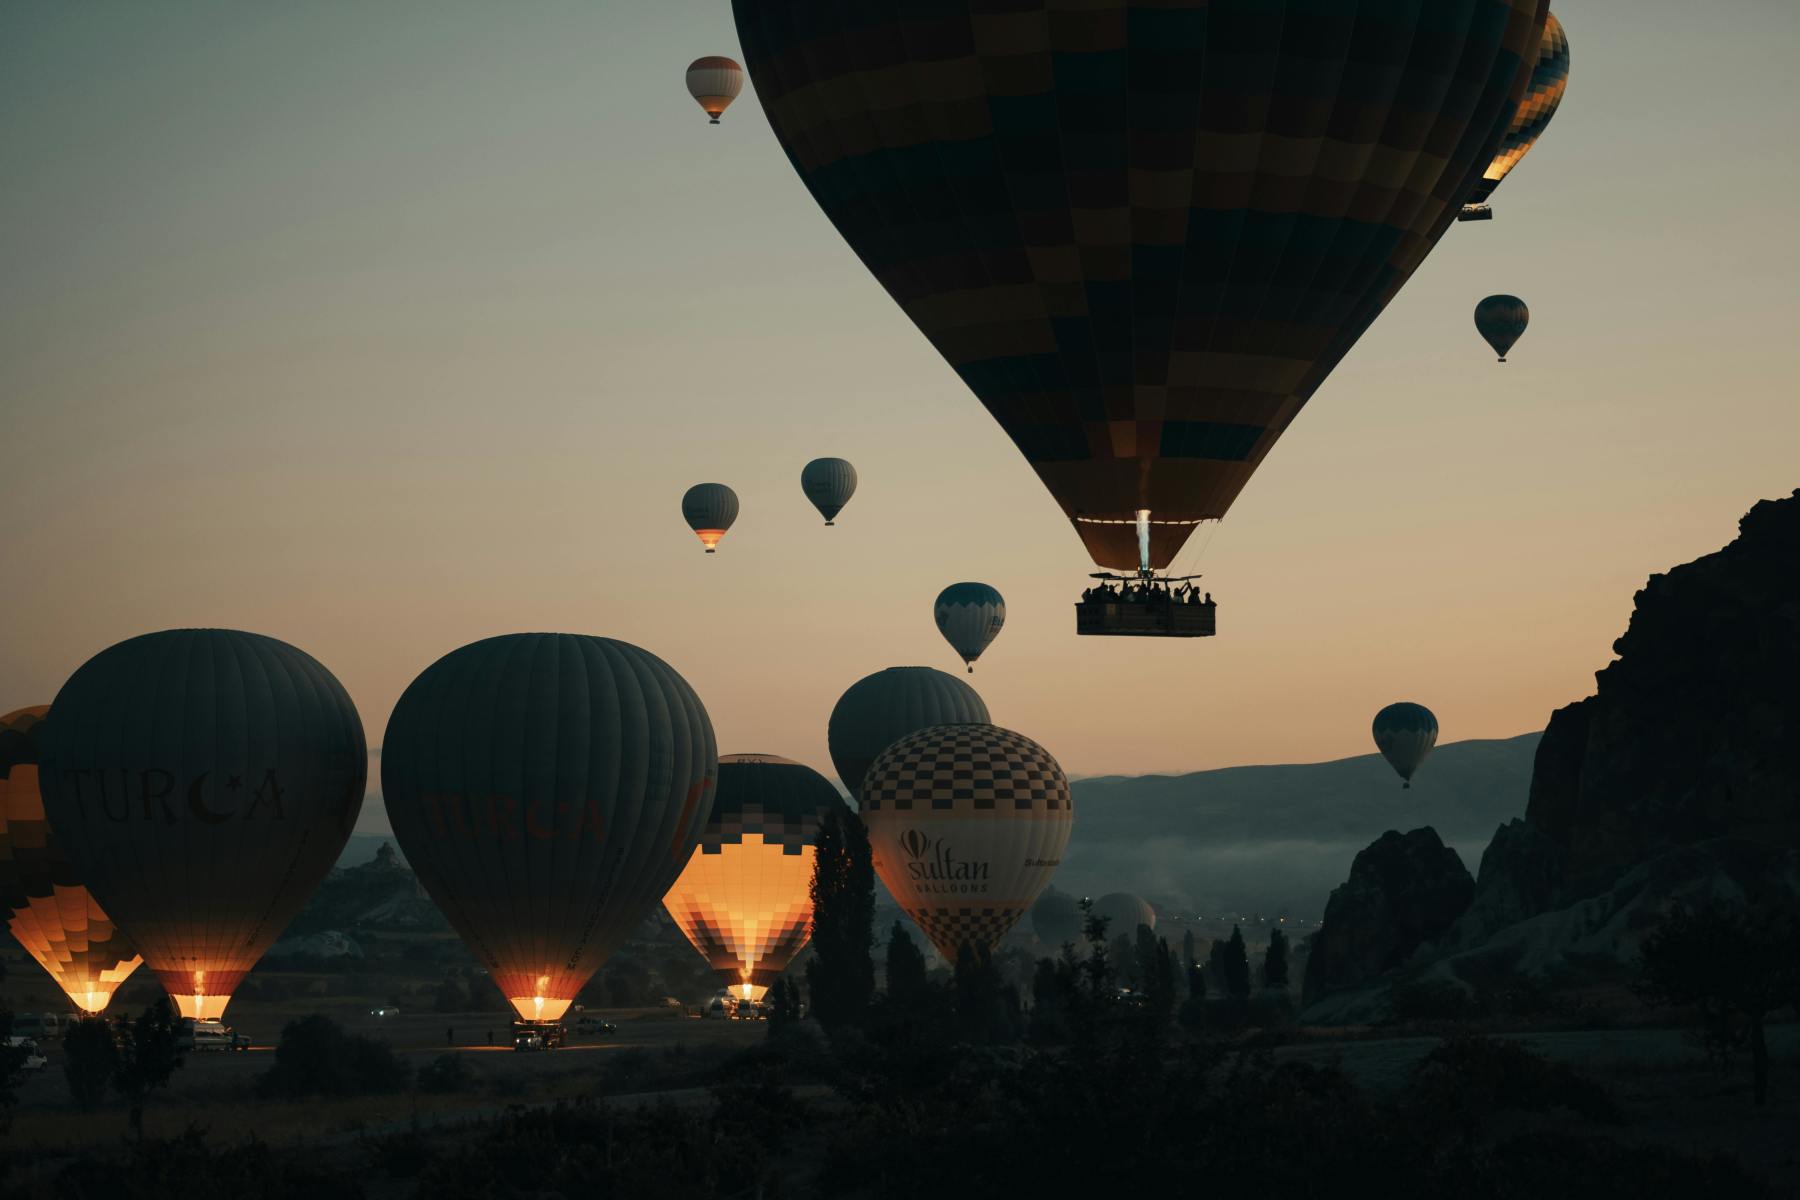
[1636,900,1800,1107]
[885,920,929,1010]
[766,977,803,1030]
[1182,929,1197,968]
[0,1009,31,1133]
[257,1014,409,1100]
[1222,926,1252,998]
[805,806,876,1029]
[1135,927,1178,1025]
[62,1015,117,1110]
[953,944,1017,1044]
[112,999,183,1139]
[1264,928,1291,990]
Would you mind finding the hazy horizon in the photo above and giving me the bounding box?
[6,1,1797,800]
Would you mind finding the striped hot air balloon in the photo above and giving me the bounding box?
[1475,296,1531,362]
[685,56,744,124]
[1464,12,1570,216]
[933,583,1006,673]
[826,667,989,802]
[682,482,740,553]
[1092,893,1157,941]
[662,754,849,1001]
[0,706,142,1013]
[38,630,366,1020]
[383,634,716,1023]
[1373,703,1440,789]
[800,458,857,525]
[731,0,1550,572]
[862,724,1072,964]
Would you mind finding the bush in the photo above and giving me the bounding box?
[62,1016,118,1110]
[1408,1035,1621,1138]
[1388,979,1482,1023]
[256,1015,409,1099]
[52,1125,367,1200]
[417,1053,474,1095]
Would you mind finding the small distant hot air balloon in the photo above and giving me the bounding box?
[1462,12,1570,220]
[384,634,716,1024]
[1,706,142,1013]
[39,630,366,1020]
[863,723,1072,964]
[800,458,856,526]
[1475,296,1530,362]
[685,56,744,125]
[1373,703,1440,789]
[827,667,989,802]
[1092,892,1157,941]
[934,583,1006,673]
[682,482,739,553]
[662,754,849,1002]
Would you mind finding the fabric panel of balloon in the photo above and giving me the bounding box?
[861,723,1073,963]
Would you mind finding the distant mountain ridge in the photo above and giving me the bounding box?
[1059,734,1539,919]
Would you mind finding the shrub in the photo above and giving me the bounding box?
[256,1015,409,1099]
[1409,1035,1621,1139]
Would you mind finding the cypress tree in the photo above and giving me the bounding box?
[1263,927,1291,990]
[805,806,876,1029]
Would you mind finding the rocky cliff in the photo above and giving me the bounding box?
[1302,490,1800,1016]
[1527,489,1800,897]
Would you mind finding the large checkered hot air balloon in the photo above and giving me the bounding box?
[0,706,142,1013]
[662,754,849,1001]
[38,629,366,1020]
[1462,11,1570,219]
[861,724,1072,963]
[731,0,1550,577]
[383,634,716,1024]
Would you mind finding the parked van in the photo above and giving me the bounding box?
[9,1013,65,1042]
[178,1017,249,1052]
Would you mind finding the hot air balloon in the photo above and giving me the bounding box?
[826,667,989,802]
[934,583,1006,673]
[682,482,739,553]
[685,56,744,125]
[1030,889,1081,949]
[662,754,849,1002]
[38,630,366,1020]
[731,0,1549,611]
[1475,296,1531,362]
[1373,703,1440,789]
[862,724,1072,963]
[383,634,715,1025]
[1,706,142,1013]
[800,457,857,526]
[1461,12,1570,221]
[1092,893,1157,942]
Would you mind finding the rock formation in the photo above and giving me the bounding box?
[1301,828,1473,1007]
[1527,489,1800,897]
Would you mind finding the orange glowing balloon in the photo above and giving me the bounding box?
[685,56,744,124]
[0,706,143,1013]
[662,754,849,1000]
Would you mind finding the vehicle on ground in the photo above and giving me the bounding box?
[6,1036,48,1072]
[9,1013,66,1042]
[512,1019,566,1051]
[179,1017,249,1052]
[369,1006,401,1017]
[574,1015,617,1036]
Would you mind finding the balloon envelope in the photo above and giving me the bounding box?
[383,634,716,1022]
[1468,12,1570,207]
[39,629,366,1019]
[682,483,740,553]
[1475,295,1530,361]
[685,55,744,124]
[1093,893,1157,942]
[0,706,142,1013]
[800,458,857,525]
[1373,702,1440,788]
[934,583,1006,672]
[826,667,989,802]
[662,754,849,1000]
[863,723,1072,963]
[732,0,1548,569]
[1030,889,1081,949]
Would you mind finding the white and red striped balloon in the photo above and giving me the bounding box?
[685,56,744,124]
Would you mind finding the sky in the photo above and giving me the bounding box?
[3,0,1797,836]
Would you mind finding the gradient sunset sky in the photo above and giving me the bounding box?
[4,1,1796,834]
